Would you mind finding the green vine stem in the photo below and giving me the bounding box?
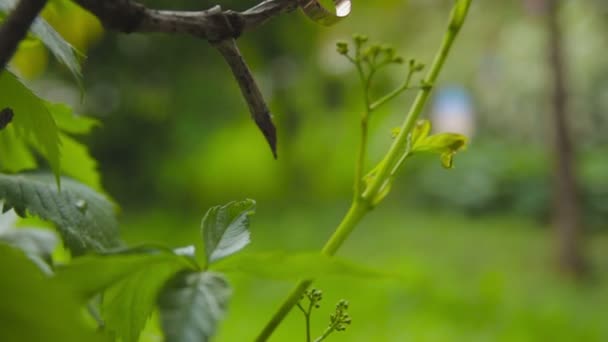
[295,303,312,342]
[369,66,416,111]
[256,1,471,340]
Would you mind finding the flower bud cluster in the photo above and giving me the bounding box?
[329,299,351,332]
[302,288,323,309]
[335,34,405,67]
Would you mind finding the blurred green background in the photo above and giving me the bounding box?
[20,0,608,341]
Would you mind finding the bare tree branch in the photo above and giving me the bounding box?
[0,0,48,72]
[0,0,350,156]
[214,38,277,157]
[72,0,300,41]
[70,0,305,156]
[69,0,349,157]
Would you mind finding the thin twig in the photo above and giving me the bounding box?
[369,67,416,111]
[70,0,298,157]
[213,38,277,157]
[0,0,48,72]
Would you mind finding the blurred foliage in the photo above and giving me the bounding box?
[10,0,101,78]
[119,205,608,342]
[400,142,608,228]
[4,0,608,339]
[35,0,603,229]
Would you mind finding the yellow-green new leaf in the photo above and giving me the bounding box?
[410,120,468,169]
[411,119,431,145]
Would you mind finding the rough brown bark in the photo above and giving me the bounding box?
[545,0,586,277]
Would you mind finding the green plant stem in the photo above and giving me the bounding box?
[369,68,415,111]
[255,201,368,341]
[256,2,471,340]
[313,324,336,342]
[362,12,467,201]
[295,301,312,342]
[257,280,312,342]
[353,63,371,198]
[354,114,369,199]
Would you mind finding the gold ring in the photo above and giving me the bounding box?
[299,0,352,26]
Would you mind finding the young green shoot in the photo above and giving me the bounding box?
[256,1,472,340]
[297,288,352,342]
[296,289,323,342]
[314,299,352,342]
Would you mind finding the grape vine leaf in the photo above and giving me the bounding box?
[55,248,195,342]
[103,260,188,342]
[201,199,255,265]
[0,173,120,255]
[158,271,232,342]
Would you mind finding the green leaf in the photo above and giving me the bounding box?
[212,252,398,280]
[0,227,58,274]
[0,0,82,80]
[50,103,101,189]
[0,72,61,182]
[54,248,195,342]
[103,260,187,342]
[411,119,431,145]
[0,173,121,255]
[48,102,99,135]
[60,133,102,190]
[0,100,101,187]
[158,271,232,342]
[0,123,37,172]
[0,243,107,342]
[55,251,192,299]
[201,199,255,265]
[410,120,468,169]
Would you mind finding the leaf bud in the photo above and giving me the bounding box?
[393,56,404,64]
[353,34,368,45]
[336,41,349,55]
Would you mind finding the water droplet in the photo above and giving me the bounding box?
[75,199,87,212]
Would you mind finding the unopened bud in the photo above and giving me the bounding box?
[336,41,349,55]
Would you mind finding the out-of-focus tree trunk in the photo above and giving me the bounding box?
[545,0,586,277]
